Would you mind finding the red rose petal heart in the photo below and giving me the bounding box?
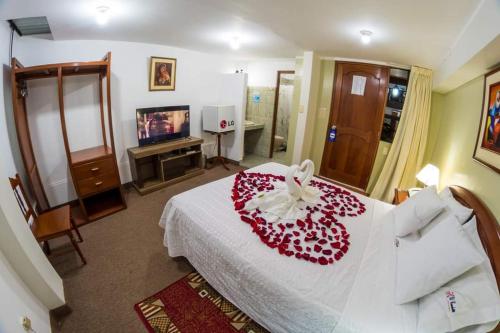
[232,172,366,266]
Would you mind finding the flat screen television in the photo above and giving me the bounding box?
[136,105,190,146]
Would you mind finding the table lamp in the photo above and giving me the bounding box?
[416,163,440,187]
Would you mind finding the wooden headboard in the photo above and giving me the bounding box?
[449,186,500,290]
[449,186,500,333]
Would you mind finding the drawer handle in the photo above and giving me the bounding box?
[95,181,103,186]
[90,167,100,172]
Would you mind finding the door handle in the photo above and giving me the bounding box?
[90,167,100,172]
[328,125,337,142]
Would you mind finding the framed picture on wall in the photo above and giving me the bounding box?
[473,67,500,173]
[149,56,176,91]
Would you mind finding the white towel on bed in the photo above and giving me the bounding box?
[245,159,320,222]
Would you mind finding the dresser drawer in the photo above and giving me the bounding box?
[77,172,119,197]
[73,158,115,180]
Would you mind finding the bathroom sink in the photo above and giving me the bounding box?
[244,120,264,131]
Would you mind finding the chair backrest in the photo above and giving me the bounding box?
[8,174,36,226]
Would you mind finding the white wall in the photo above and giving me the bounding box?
[240,59,296,87]
[433,0,500,92]
[0,21,58,333]
[12,38,292,206]
[13,37,242,205]
[293,51,321,164]
[0,156,65,318]
[0,152,66,333]
[0,22,20,176]
[0,249,51,333]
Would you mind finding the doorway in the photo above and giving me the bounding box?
[320,62,389,191]
[270,71,295,160]
[241,70,295,168]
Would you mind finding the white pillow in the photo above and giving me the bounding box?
[395,215,484,304]
[417,217,500,333]
[420,187,474,237]
[440,187,474,223]
[393,185,446,237]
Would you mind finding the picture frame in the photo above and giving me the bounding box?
[473,67,500,173]
[149,56,176,91]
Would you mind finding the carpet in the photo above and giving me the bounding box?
[134,272,268,333]
[48,165,246,332]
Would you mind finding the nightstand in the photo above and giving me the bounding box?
[393,189,409,205]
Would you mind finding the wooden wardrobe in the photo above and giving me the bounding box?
[10,52,126,224]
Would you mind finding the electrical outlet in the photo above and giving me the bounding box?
[21,316,32,331]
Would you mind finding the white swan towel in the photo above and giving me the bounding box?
[245,160,320,222]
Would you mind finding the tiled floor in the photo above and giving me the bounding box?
[240,151,288,168]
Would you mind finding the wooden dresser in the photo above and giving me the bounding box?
[11,52,126,224]
[70,146,125,221]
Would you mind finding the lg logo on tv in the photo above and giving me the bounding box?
[220,120,234,129]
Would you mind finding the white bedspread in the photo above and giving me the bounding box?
[159,163,418,333]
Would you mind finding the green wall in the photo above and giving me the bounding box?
[426,76,500,219]
[310,60,335,172]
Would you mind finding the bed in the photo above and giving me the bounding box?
[159,162,500,333]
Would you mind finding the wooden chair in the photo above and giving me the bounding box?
[9,174,87,265]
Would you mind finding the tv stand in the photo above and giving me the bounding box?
[127,137,204,195]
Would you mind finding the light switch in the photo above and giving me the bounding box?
[299,105,305,113]
[382,147,389,155]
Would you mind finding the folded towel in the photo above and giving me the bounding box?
[245,160,320,222]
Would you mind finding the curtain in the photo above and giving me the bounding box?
[371,66,433,202]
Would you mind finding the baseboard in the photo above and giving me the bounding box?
[205,156,240,166]
[122,181,134,190]
[314,174,367,196]
[50,304,72,330]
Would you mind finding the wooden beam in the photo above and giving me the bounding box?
[57,67,72,164]
[98,74,107,148]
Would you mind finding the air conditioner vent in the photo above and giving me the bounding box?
[8,16,52,36]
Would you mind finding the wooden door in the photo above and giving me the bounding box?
[320,62,389,190]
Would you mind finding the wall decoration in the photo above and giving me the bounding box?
[474,67,500,173]
[149,56,176,91]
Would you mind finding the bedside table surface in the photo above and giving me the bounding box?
[393,189,409,205]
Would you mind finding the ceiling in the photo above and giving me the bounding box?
[434,35,500,93]
[0,0,482,68]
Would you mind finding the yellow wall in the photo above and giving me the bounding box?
[310,60,335,172]
[297,59,499,219]
[426,76,500,219]
[285,58,303,165]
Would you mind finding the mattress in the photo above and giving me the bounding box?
[159,162,418,333]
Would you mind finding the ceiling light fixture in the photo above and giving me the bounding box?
[360,30,372,45]
[95,5,110,26]
[230,36,241,50]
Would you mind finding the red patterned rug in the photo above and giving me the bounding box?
[134,272,268,333]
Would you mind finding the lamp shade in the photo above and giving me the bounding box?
[416,164,440,186]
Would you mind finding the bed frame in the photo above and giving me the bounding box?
[449,186,500,287]
[449,186,500,332]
